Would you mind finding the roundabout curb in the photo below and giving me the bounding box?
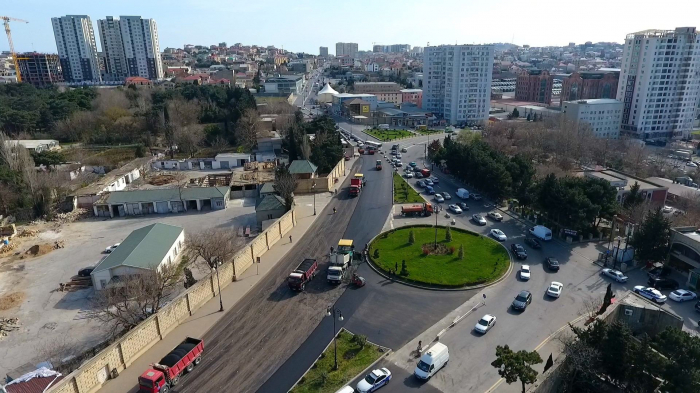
[364,225,514,291]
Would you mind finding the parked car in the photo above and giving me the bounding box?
[647,277,680,290]
[401,148,408,153]
[357,368,392,393]
[511,244,527,259]
[448,204,462,214]
[490,229,507,241]
[417,180,426,188]
[601,268,628,283]
[434,194,445,203]
[396,162,403,167]
[425,186,436,195]
[415,172,423,179]
[512,290,532,310]
[545,257,560,271]
[634,286,668,304]
[410,162,417,167]
[487,212,503,221]
[546,282,563,298]
[662,205,673,213]
[519,265,531,280]
[524,237,541,249]
[472,214,487,225]
[648,265,672,279]
[471,193,483,201]
[669,289,697,302]
[425,179,434,186]
[474,314,497,334]
[104,243,121,253]
[442,191,451,200]
[430,176,440,184]
[405,172,414,178]
[457,202,469,211]
[78,267,94,277]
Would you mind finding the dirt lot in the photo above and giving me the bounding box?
[0,198,256,377]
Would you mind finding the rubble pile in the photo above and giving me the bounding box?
[54,208,89,224]
[0,318,20,340]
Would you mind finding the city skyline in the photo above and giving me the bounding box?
[3,0,700,54]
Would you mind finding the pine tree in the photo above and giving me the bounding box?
[631,207,671,264]
[445,226,453,242]
[409,230,416,244]
[458,244,465,260]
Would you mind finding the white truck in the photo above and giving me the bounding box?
[456,188,470,200]
[529,225,552,241]
[327,252,351,284]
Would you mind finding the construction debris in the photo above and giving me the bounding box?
[0,292,24,311]
[0,224,17,238]
[0,317,20,340]
[53,241,65,249]
[17,228,37,238]
[53,208,89,224]
[60,276,92,292]
[24,244,54,258]
[0,242,17,255]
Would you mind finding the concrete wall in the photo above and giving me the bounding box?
[47,209,297,393]
[295,159,345,193]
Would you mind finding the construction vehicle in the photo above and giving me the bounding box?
[376,160,382,170]
[328,239,354,284]
[1,16,29,83]
[401,203,434,217]
[288,258,318,291]
[138,337,204,393]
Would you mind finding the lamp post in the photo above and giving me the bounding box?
[434,203,440,249]
[326,305,344,370]
[312,182,317,215]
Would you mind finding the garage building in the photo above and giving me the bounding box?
[93,186,230,218]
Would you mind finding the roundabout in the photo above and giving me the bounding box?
[368,225,511,289]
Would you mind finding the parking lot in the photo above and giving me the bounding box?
[0,198,255,377]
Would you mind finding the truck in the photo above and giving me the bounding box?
[349,174,364,197]
[420,169,431,178]
[138,337,204,393]
[401,203,434,217]
[288,258,318,291]
[376,160,382,170]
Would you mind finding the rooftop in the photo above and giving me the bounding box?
[288,160,318,174]
[97,186,229,205]
[580,170,665,191]
[647,177,700,198]
[92,223,184,273]
[564,99,622,105]
[255,194,286,211]
[74,157,153,196]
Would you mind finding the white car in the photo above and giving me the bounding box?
[669,289,697,302]
[442,192,452,200]
[662,205,673,213]
[520,265,531,280]
[546,281,563,298]
[404,172,414,179]
[490,229,507,241]
[104,243,121,253]
[424,179,434,186]
[472,214,487,226]
[687,161,698,168]
[397,153,402,159]
[600,268,628,283]
[474,314,497,334]
[434,194,445,203]
[356,368,392,393]
[487,212,503,221]
[448,204,462,214]
[633,286,668,304]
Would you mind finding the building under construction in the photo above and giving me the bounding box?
[17,52,64,87]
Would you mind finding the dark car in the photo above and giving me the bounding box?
[512,290,532,310]
[545,257,560,271]
[511,244,528,260]
[647,277,680,290]
[78,267,94,277]
[524,237,541,249]
[457,202,470,211]
[471,193,483,201]
[695,301,700,313]
[648,266,672,279]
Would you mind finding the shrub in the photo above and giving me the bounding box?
[445,226,453,242]
[319,370,330,384]
[400,260,409,276]
[449,246,456,254]
[458,244,465,260]
[409,230,416,244]
[373,248,380,258]
[422,245,430,255]
[134,144,146,157]
[353,334,368,349]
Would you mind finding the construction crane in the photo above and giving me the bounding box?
[1,16,29,83]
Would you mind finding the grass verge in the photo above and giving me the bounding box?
[291,330,384,393]
[369,226,510,287]
[365,129,413,141]
[393,172,424,204]
[415,129,442,135]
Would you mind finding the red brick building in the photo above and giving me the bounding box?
[515,69,553,104]
[559,71,619,106]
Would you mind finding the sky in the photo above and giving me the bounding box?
[3,0,700,55]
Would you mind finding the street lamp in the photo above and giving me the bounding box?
[434,203,440,249]
[312,182,317,215]
[326,305,344,370]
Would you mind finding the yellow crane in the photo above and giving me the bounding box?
[1,16,29,82]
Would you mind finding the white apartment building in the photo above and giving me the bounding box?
[423,45,494,125]
[561,99,623,139]
[51,15,101,83]
[118,16,164,80]
[335,42,358,58]
[97,17,127,81]
[618,27,700,141]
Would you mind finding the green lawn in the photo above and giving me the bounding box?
[415,129,442,135]
[365,128,413,141]
[393,172,424,204]
[291,330,384,393]
[370,226,510,287]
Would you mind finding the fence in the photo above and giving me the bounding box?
[295,159,346,193]
[47,209,297,393]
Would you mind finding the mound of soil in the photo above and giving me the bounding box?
[0,292,25,311]
[24,244,54,257]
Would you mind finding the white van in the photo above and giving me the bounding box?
[529,225,552,241]
[414,342,449,380]
[379,124,390,129]
[456,188,470,200]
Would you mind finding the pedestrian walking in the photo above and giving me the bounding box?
[289,235,293,243]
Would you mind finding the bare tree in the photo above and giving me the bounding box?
[175,124,204,158]
[167,97,200,128]
[89,262,184,336]
[210,136,230,154]
[235,108,260,151]
[274,166,297,210]
[185,228,244,274]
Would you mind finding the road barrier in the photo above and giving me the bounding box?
[47,209,298,393]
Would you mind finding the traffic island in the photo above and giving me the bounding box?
[291,329,388,393]
[368,225,510,289]
[364,128,413,141]
[393,172,423,204]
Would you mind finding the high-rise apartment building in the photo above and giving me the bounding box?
[97,16,127,81]
[16,53,64,87]
[515,69,553,104]
[335,42,358,57]
[423,45,494,125]
[319,46,328,57]
[51,15,101,82]
[618,27,700,140]
[117,16,163,80]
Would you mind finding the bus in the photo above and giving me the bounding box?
[365,140,382,150]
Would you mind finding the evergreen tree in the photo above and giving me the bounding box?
[631,207,671,264]
[408,230,416,245]
[491,345,542,393]
[445,226,452,242]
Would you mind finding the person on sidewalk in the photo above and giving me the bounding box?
[289,235,292,243]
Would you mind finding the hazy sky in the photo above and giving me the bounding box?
[3,0,700,55]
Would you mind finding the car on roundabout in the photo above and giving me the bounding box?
[490,229,507,241]
[511,243,527,259]
[519,265,531,280]
[474,314,497,334]
[546,281,563,298]
[357,368,392,393]
[545,257,560,271]
[434,194,445,203]
[448,204,462,214]
[512,290,532,311]
[487,212,503,221]
[457,202,469,211]
[472,214,487,225]
[524,237,541,249]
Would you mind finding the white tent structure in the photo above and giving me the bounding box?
[316,83,339,103]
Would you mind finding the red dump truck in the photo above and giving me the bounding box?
[421,169,431,178]
[401,203,434,217]
[349,174,364,197]
[288,258,318,291]
[376,160,382,170]
[138,337,204,393]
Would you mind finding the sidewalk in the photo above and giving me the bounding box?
[99,160,356,393]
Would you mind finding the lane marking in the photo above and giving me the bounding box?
[483,314,586,393]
